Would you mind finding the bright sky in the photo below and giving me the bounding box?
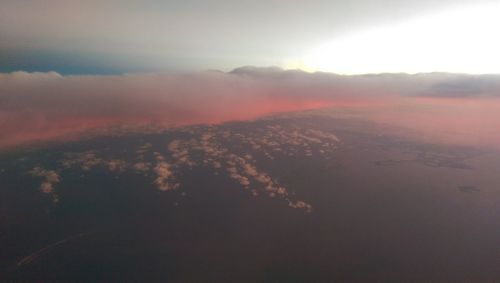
[1,0,499,74]
[286,3,500,74]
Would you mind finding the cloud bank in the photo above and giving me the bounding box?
[1,67,500,149]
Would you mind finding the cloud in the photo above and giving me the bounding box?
[61,151,103,171]
[153,153,178,191]
[133,162,151,173]
[0,69,346,148]
[107,159,127,172]
[29,166,61,203]
[423,75,500,97]
[25,121,339,212]
[1,67,500,149]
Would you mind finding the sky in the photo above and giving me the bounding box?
[1,0,500,74]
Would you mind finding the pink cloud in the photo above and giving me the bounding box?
[1,69,500,149]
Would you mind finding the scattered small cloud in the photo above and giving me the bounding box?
[25,120,338,212]
[29,166,61,204]
[153,153,178,191]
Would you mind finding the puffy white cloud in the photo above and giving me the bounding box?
[133,162,151,172]
[61,151,103,171]
[153,154,179,191]
[107,159,127,172]
[29,166,61,204]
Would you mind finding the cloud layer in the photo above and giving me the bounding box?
[1,67,500,149]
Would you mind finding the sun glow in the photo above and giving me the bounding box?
[287,3,500,74]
